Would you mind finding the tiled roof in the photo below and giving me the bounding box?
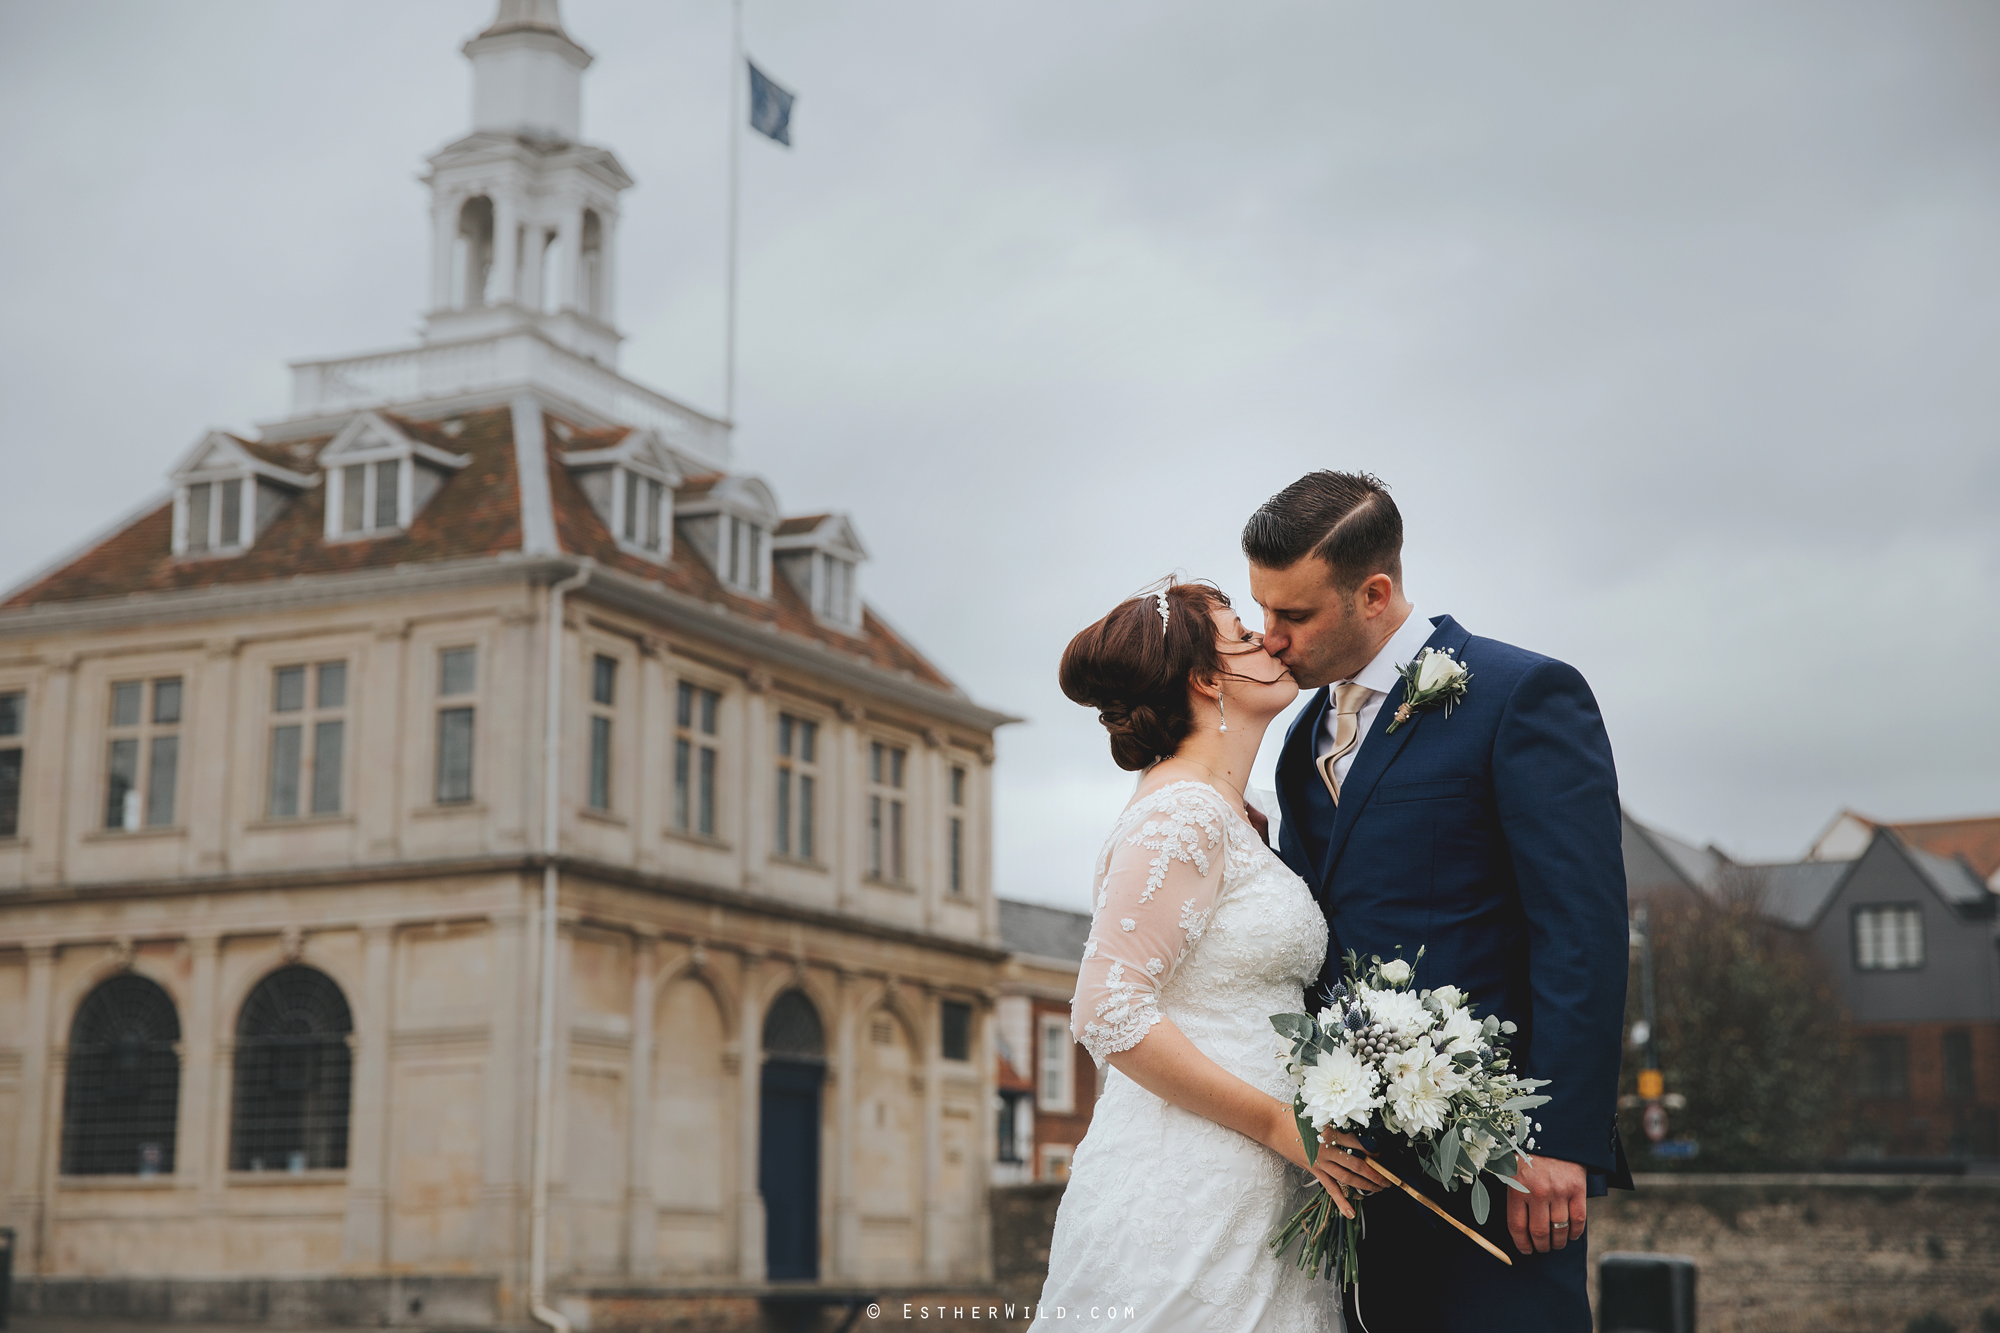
[1,403,959,697]
[1882,815,2000,881]
[1737,859,1851,930]
[999,899,1092,963]
[675,472,724,503]
[1905,845,1992,908]
[3,407,523,608]
[775,514,831,537]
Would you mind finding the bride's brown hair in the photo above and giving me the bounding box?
[1059,581,1233,772]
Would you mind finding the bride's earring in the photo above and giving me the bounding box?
[1218,687,1228,733]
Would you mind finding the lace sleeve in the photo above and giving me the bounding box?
[1071,784,1231,1066]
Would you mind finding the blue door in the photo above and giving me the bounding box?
[759,1057,823,1280]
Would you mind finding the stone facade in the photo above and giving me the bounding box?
[0,2,1016,1325]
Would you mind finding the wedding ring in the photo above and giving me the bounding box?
[1552,1221,1569,1229]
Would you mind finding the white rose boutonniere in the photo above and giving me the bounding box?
[1387,646,1471,733]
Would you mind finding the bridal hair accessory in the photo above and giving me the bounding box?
[1154,588,1171,632]
[1385,647,1472,733]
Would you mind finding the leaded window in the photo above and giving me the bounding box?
[0,689,22,839]
[1853,904,1924,971]
[60,974,181,1176]
[230,966,353,1172]
[267,661,347,818]
[775,713,818,861]
[868,741,907,883]
[674,681,721,837]
[104,677,182,830]
[435,647,478,804]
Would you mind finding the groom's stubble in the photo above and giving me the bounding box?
[1248,560,1411,691]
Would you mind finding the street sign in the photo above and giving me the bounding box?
[1642,1102,1669,1144]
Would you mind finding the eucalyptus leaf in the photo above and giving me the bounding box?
[1470,1177,1490,1225]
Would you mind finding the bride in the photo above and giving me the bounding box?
[1032,581,1385,1332]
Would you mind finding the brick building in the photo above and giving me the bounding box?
[992,901,1098,1185]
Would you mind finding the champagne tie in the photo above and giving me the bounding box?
[1317,682,1373,805]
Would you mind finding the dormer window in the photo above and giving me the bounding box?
[168,430,313,559]
[186,478,246,553]
[773,513,868,629]
[560,428,681,564]
[723,517,764,592]
[319,412,468,543]
[675,473,779,596]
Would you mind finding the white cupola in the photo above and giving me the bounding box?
[464,0,591,142]
[421,0,632,367]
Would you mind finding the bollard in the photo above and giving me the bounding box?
[0,1225,13,1331]
[1599,1250,1696,1333]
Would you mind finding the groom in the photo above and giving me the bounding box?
[1247,471,1632,1332]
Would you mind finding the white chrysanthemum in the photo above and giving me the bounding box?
[1300,1046,1383,1132]
[1437,1005,1484,1055]
[1381,1038,1466,1137]
[1361,985,1434,1037]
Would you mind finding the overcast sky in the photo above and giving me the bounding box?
[3,1,1995,911]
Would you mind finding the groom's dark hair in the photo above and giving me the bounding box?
[1241,471,1402,590]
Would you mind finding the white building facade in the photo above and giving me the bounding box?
[0,4,1015,1326]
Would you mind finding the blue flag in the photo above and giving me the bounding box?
[748,61,795,146]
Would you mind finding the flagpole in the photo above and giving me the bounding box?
[725,0,743,428]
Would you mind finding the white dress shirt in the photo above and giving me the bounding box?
[1313,606,1436,789]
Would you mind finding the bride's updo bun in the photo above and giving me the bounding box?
[1059,581,1231,771]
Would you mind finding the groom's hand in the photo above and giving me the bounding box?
[1507,1153,1586,1255]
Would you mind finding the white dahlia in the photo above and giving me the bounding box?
[1300,1045,1383,1132]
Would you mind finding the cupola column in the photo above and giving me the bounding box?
[492,195,521,306]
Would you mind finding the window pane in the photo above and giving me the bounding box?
[1900,908,1924,968]
[774,770,791,855]
[187,482,212,552]
[622,470,639,540]
[112,682,142,728]
[152,678,182,726]
[437,707,475,803]
[697,745,716,836]
[951,816,963,893]
[645,479,663,550]
[0,690,22,737]
[778,714,793,758]
[0,747,22,839]
[673,737,691,830]
[316,662,347,710]
[588,715,612,810]
[268,725,303,818]
[749,524,764,586]
[891,799,904,881]
[941,1001,971,1062]
[592,655,617,706]
[145,736,178,827]
[106,738,139,829]
[870,742,882,785]
[311,720,344,815]
[373,459,400,529]
[220,478,242,545]
[799,775,815,860]
[951,766,965,806]
[440,647,477,697]
[891,749,905,789]
[869,795,882,878]
[801,720,817,765]
[677,682,693,729]
[699,688,718,736]
[341,464,366,533]
[274,665,306,713]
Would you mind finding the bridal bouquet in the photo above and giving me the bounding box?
[1268,949,1550,1287]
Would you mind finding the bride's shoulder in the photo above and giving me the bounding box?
[1118,779,1237,835]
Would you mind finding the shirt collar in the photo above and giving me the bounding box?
[1344,605,1432,696]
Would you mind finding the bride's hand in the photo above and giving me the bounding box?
[1261,1104,1382,1219]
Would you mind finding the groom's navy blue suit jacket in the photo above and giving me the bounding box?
[1276,614,1634,1187]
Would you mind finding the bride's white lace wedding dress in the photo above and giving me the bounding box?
[1031,781,1340,1332]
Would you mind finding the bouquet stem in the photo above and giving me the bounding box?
[1355,1154,1513,1268]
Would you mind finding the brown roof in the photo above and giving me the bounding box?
[1884,816,2000,880]
[6,405,958,695]
[774,514,831,537]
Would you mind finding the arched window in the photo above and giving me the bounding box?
[452,196,495,309]
[60,974,181,1176]
[230,965,353,1172]
[762,989,825,1062]
[579,210,603,318]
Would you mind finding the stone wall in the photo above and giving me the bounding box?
[1590,1174,2000,1333]
[995,1176,2000,1333]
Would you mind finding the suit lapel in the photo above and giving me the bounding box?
[1276,686,1330,890]
[1318,616,1469,888]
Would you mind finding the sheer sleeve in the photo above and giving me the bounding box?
[1071,783,1231,1066]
